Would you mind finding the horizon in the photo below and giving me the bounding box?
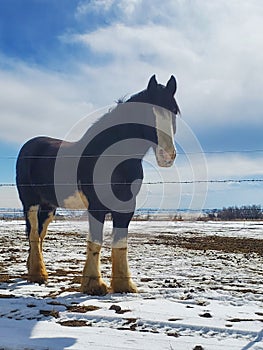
[0,204,262,213]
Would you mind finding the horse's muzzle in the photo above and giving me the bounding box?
[155,146,176,167]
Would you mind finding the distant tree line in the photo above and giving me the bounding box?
[208,205,263,220]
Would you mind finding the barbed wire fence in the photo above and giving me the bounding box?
[0,149,263,217]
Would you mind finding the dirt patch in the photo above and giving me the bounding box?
[227,317,263,323]
[109,304,131,314]
[0,293,16,298]
[67,305,100,313]
[39,309,60,318]
[58,320,91,327]
[0,274,12,283]
[154,234,263,255]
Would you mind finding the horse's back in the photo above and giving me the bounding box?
[17,136,62,158]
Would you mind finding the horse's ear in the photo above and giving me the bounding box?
[147,75,158,91]
[166,75,177,95]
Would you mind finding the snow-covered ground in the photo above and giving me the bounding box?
[0,219,263,350]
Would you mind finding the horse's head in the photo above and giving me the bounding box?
[147,75,179,167]
[135,75,179,167]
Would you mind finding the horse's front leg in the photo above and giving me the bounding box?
[110,213,138,293]
[81,211,108,295]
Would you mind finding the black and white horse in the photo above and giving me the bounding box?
[16,75,180,295]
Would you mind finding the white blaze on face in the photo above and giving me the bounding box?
[153,106,176,167]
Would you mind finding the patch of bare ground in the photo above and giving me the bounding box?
[53,268,80,277]
[0,273,12,283]
[67,305,101,313]
[58,320,91,327]
[153,234,263,255]
[0,293,16,298]
[227,317,263,323]
[39,309,60,318]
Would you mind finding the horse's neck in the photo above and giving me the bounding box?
[76,103,151,159]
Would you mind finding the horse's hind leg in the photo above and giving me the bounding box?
[38,204,55,252]
[26,204,54,284]
[26,205,47,283]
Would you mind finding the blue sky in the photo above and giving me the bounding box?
[0,0,263,209]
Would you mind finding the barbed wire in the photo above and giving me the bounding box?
[1,148,263,160]
[0,178,262,188]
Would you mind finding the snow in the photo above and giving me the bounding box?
[0,219,263,349]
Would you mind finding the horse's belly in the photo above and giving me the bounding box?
[63,190,89,209]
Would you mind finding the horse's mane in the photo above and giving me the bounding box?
[116,89,148,105]
[79,93,142,143]
[117,87,181,115]
[83,84,180,143]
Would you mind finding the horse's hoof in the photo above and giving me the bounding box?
[27,274,48,285]
[81,277,109,296]
[27,257,48,285]
[110,278,138,294]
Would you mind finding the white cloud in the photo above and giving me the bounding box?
[138,151,263,210]
[76,0,144,21]
[0,187,20,208]
[0,59,97,144]
[70,0,263,129]
[2,1,263,145]
[76,0,115,17]
[206,154,263,179]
